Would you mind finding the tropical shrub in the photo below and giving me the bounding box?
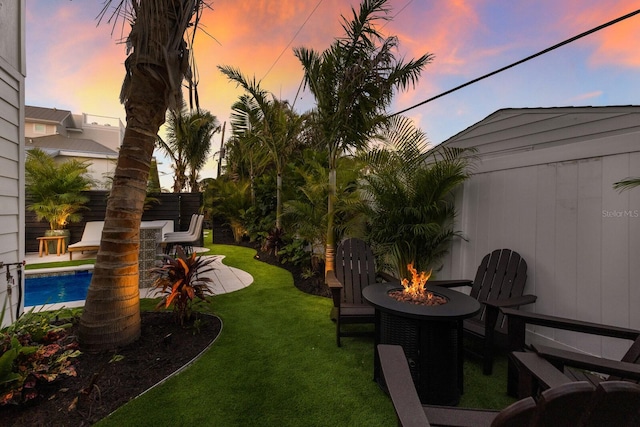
[210,178,252,242]
[0,307,81,405]
[361,116,475,278]
[152,246,216,325]
[283,151,367,272]
[25,148,94,230]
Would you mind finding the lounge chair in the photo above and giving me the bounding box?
[68,221,104,260]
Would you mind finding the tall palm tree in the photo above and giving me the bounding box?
[79,0,207,352]
[185,110,218,192]
[294,0,433,273]
[219,66,304,230]
[283,150,367,271]
[227,94,269,205]
[157,108,218,192]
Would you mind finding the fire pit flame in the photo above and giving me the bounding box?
[402,263,432,298]
[389,263,447,306]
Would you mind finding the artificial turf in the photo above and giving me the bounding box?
[88,243,514,425]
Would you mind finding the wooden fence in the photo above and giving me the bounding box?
[25,191,203,253]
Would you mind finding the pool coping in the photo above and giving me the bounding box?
[25,264,95,276]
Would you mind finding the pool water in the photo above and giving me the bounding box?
[25,270,93,306]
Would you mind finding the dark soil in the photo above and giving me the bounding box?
[0,312,221,427]
[0,235,328,426]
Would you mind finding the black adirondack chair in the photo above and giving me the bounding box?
[378,344,640,427]
[327,238,392,347]
[434,249,536,375]
[502,307,640,398]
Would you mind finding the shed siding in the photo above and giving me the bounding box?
[0,1,26,328]
[444,108,640,360]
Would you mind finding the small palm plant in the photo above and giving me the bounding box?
[152,246,216,325]
[25,148,94,230]
[361,116,475,278]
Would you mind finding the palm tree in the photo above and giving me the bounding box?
[219,66,304,231]
[227,94,270,205]
[360,115,475,278]
[294,0,433,273]
[283,150,367,272]
[157,108,219,193]
[25,148,94,230]
[79,0,207,352]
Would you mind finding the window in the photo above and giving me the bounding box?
[33,123,46,134]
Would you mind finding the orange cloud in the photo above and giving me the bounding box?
[557,1,640,68]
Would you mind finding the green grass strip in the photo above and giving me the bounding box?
[92,243,514,426]
[25,259,95,270]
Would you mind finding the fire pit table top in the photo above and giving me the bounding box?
[363,282,481,321]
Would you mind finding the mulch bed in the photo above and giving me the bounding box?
[0,312,221,427]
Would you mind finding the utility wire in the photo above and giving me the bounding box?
[389,8,640,118]
[262,0,324,81]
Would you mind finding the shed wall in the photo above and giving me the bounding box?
[0,0,26,328]
[441,129,640,360]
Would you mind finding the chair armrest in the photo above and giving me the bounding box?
[429,279,473,288]
[326,270,343,309]
[377,344,431,427]
[501,308,640,341]
[511,351,573,390]
[325,269,342,290]
[377,271,398,283]
[534,344,640,381]
[485,294,537,309]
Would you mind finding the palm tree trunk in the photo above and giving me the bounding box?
[276,173,282,230]
[79,21,176,351]
[325,167,337,274]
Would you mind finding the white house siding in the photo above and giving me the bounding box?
[440,107,640,360]
[0,0,26,328]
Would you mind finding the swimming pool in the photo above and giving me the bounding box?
[25,268,93,307]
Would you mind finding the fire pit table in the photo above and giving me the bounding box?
[363,282,481,406]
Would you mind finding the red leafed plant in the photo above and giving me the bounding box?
[152,246,216,324]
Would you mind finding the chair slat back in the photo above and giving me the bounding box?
[533,381,595,427]
[471,249,527,332]
[580,381,640,427]
[335,238,376,305]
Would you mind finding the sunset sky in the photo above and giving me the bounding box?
[25,1,640,187]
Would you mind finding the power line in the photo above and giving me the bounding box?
[262,0,324,81]
[389,8,640,118]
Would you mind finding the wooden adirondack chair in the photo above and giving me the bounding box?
[378,344,640,427]
[327,238,392,347]
[579,380,640,427]
[503,307,640,398]
[434,249,536,375]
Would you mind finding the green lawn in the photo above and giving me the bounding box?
[39,243,514,425]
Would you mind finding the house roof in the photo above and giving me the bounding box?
[442,105,640,173]
[26,135,118,157]
[443,105,640,153]
[25,105,74,124]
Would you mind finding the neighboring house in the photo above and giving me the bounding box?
[0,1,26,328]
[440,106,640,361]
[25,105,124,189]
